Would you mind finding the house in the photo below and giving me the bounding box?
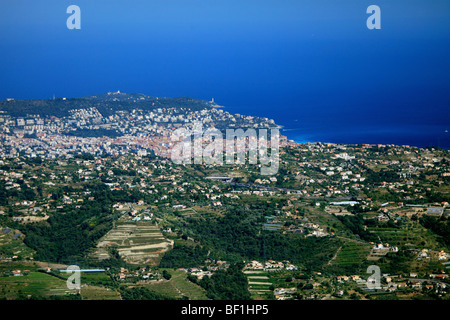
[113,203,123,209]
[274,288,286,295]
[386,285,397,292]
[436,283,447,290]
[438,250,448,260]
[12,270,22,276]
[418,249,429,258]
[337,276,349,282]
[376,214,390,222]
[247,260,264,270]
[285,264,298,271]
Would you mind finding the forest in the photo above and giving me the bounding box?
[337,214,379,243]
[419,215,450,246]
[189,262,251,300]
[14,200,115,264]
[181,208,341,270]
[159,242,209,268]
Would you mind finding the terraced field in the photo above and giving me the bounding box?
[244,270,273,298]
[367,223,439,248]
[329,241,372,268]
[91,218,173,265]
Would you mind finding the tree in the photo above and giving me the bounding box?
[162,270,172,280]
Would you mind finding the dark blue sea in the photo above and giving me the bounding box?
[220,99,450,150]
[281,123,450,150]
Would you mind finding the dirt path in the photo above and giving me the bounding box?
[327,246,342,266]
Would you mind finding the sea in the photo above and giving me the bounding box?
[281,123,450,150]
[220,102,450,150]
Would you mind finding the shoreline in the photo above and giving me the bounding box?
[280,126,450,151]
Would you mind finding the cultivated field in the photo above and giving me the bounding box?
[0,271,77,299]
[91,217,173,265]
[330,241,372,267]
[0,227,35,260]
[81,285,121,300]
[244,270,273,298]
[367,223,439,248]
[142,269,208,300]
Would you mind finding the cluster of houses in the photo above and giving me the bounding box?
[180,260,230,280]
[0,99,279,159]
[417,249,449,261]
[273,287,297,300]
[336,270,448,294]
[117,267,160,281]
[244,260,298,271]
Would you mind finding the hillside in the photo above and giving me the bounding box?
[0,92,215,118]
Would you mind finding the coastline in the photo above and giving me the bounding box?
[281,125,450,150]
